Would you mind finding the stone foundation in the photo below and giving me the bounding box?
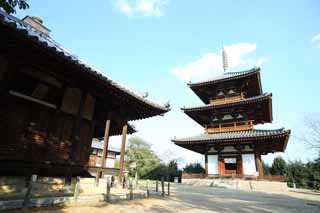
[181,178,288,193]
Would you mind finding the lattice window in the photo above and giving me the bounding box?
[9,69,61,106]
[81,94,95,120]
[61,87,82,115]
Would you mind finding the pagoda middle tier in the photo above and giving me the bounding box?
[183,67,271,133]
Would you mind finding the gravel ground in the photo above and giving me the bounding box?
[4,184,320,213]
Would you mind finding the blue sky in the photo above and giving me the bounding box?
[16,0,320,165]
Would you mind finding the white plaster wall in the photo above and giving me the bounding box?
[207,155,218,175]
[106,158,115,168]
[242,154,256,175]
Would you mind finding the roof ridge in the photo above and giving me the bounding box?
[187,67,260,86]
[224,67,259,75]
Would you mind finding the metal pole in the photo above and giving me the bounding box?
[156,180,158,192]
[167,182,170,196]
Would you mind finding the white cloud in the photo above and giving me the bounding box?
[111,0,168,18]
[171,43,268,82]
[311,33,320,48]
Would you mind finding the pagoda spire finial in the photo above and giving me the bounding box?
[222,44,228,72]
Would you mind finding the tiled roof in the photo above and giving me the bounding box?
[91,140,120,153]
[187,67,260,87]
[182,93,272,112]
[172,128,290,144]
[0,10,169,113]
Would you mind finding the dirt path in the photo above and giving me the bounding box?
[6,184,320,213]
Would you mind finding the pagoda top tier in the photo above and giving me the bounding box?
[187,67,262,104]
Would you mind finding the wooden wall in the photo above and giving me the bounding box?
[0,56,95,176]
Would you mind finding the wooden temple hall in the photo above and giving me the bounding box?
[172,67,290,178]
[0,11,169,178]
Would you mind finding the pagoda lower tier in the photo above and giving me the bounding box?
[172,128,290,177]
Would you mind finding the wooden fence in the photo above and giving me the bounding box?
[0,175,172,210]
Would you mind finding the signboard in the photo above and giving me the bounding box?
[224,158,236,164]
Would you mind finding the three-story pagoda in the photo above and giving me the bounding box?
[172,67,290,178]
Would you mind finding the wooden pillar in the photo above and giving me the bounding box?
[0,55,7,81]
[255,153,264,178]
[204,154,208,177]
[218,156,225,175]
[236,155,243,177]
[101,119,111,168]
[119,123,128,180]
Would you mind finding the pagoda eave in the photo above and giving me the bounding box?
[172,129,291,155]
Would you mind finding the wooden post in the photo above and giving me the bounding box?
[129,179,133,200]
[23,174,37,207]
[101,119,111,168]
[255,153,264,178]
[161,177,165,197]
[73,176,80,203]
[95,169,100,187]
[156,180,158,192]
[205,153,208,177]
[119,123,128,181]
[167,182,170,196]
[106,177,111,202]
[146,180,150,198]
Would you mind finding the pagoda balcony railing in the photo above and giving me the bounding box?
[205,120,254,134]
[209,93,245,105]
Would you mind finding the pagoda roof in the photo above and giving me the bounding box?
[187,67,261,87]
[0,11,170,120]
[182,93,272,112]
[172,128,291,154]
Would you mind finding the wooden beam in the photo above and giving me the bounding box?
[101,119,111,168]
[119,123,128,180]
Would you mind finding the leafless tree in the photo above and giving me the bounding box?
[300,115,320,151]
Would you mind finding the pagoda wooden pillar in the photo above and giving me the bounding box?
[255,153,264,178]
[218,156,225,175]
[119,123,128,181]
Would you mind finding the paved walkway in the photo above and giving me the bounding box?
[7,184,320,213]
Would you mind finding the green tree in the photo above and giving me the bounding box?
[0,0,29,14]
[125,137,160,178]
[286,160,310,189]
[183,163,205,173]
[143,160,182,182]
[270,156,287,175]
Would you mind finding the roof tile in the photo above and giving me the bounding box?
[172,128,290,143]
